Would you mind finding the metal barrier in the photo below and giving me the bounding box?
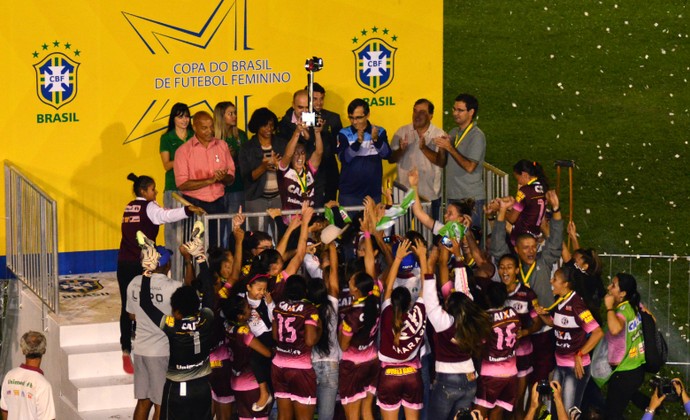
[600,253,690,381]
[4,161,59,314]
[482,162,510,243]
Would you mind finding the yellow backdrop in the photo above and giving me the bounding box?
[1,0,443,271]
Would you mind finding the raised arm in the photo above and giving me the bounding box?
[284,205,314,276]
[541,190,564,266]
[325,242,340,298]
[489,197,513,261]
[309,120,324,169]
[276,214,302,258]
[385,239,409,301]
[231,210,246,282]
[407,168,436,230]
[279,124,304,169]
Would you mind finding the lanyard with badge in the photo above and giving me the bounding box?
[454,122,474,148]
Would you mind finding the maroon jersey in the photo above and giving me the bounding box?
[119,199,158,262]
[340,297,380,363]
[225,323,254,376]
[480,307,520,377]
[510,180,546,243]
[278,163,317,211]
[552,292,599,367]
[505,283,538,331]
[378,298,426,365]
[273,299,319,369]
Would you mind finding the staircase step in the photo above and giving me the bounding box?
[62,342,127,379]
[60,321,120,347]
[79,406,138,420]
[62,374,136,412]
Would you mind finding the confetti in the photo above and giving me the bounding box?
[512,103,517,108]
[586,209,591,214]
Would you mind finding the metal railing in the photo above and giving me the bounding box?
[4,161,59,314]
[600,253,690,381]
[482,162,509,243]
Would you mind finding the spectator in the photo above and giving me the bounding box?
[309,83,343,205]
[433,94,486,230]
[525,381,568,420]
[337,98,391,205]
[174,111,236,246]
[159,103,194,273]
[239,108,286,231]
[642,377,690,418]
[213,101,249,214]
[390,99,445,220]
[602,273,646,419]
[0,331,55,420]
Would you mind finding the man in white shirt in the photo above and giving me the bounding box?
[1,331,55,420]
[390,99,446,220]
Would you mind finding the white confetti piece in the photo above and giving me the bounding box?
[512,103,517,108]
[584,11,589,16]
[586,209,591,214]
[597,171,602,177]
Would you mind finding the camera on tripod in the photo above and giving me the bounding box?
[302,56,323,127]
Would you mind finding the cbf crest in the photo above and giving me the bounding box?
[32,40,82,109]
[351,27,398,94]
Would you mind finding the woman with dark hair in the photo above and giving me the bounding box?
[308,243,341,420]
[336,215,383,419]
[223,295,273,420]
[239,107,287,231]
[602,273,646,419]
[536,266,603,413]
[499,159,549,245]
[377,239,428,420]
[424,246,491,419]
[338,270,381,419]
[159,103,194,256]
[214,101,249,214]
[272,275,322,419]
[117,173,201,374]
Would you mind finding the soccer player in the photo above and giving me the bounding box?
[137,231,216,420]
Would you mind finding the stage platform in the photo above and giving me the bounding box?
[6,272,144,419]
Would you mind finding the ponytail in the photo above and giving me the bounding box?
[127,173,154,197]
[513,159,550,191]
[352,272,380,342]
[616,273,641,314]
[391,287,412,346]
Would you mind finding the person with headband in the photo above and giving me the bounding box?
[1,331,55,420]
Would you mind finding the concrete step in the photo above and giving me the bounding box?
[62,374,136,412]
[60,321,120,347]
[62,342,126,379]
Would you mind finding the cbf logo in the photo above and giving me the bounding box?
[351,26,398,106]
[32,40,82,123]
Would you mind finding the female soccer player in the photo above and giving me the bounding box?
[308,242,342,420]
[497,253,542,419]
[223,295,273,420]
[377,239,428,420]
[424,246,491,419]
[536,266,603,413]
[277,116,324,212]
[272,275,322,419]
[117,173,201,374]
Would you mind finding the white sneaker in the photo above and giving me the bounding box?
[191,220,205,240]
[136,231,159,273]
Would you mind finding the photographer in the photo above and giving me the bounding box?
[643,377,690,419]
[525,380,568,420]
